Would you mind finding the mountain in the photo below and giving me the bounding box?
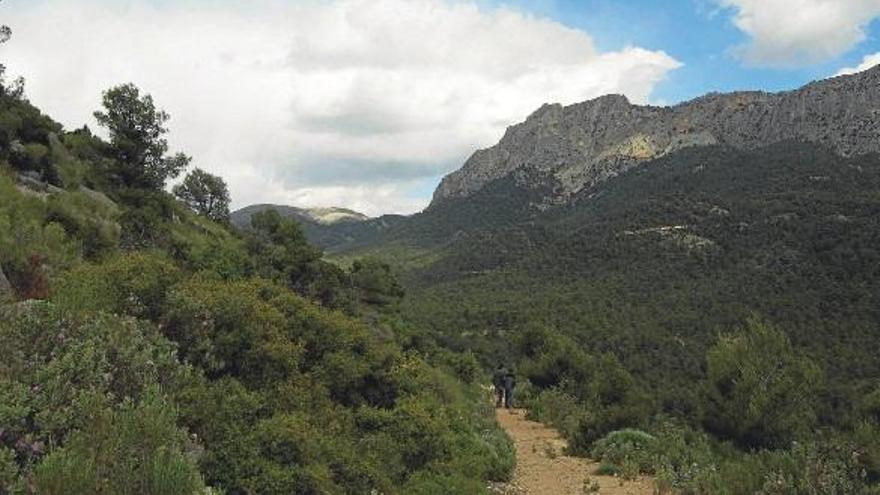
[231,204,369,227]
[231,203,406,252]
[402,142,880,376]
[318,69,880,433]
[432,65,880,208]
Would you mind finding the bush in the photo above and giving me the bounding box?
[401,472,486,495]
[46,189,120,259]
[526,387,583,440]
[703,317,822,449]
[649,420,722,493]
[0,175,81,298]
[48,133,86,188]
[568,398,654,456]
[52,251,181,320]
[32,389,205,495]
[181,234,251,280]
[350,257,404,306]
[591,429,659,475]
[450,351,480,384]
[0,302,198,491]
[853,420,880,481]
[747,440,865,495]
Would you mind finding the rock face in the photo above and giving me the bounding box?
[431,65,880,207]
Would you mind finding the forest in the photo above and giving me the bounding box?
[334,143,880,492]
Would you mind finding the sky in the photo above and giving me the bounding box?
[1,0,879,216]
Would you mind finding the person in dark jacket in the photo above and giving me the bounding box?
[503,369,516,409]
[492,364,507,408]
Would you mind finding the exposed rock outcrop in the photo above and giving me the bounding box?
[431,65,880,206]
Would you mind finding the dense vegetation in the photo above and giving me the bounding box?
[334,142,880,493]
[0,73,514,493]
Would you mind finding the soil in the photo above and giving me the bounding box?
[489,408,655,495]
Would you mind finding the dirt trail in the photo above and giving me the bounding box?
[491,408,654,495]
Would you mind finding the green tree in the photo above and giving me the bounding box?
[703,316,822,449]
[173,167,231,222]
[247,210,321,286]
[94,83,190,189]
[350,257,404,306]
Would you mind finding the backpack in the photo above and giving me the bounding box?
[492,368,506,387]
[503,373,515,389]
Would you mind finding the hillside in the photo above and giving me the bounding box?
[322,73,880,490]
[231,204,369,227]
[335,142,880,387]
[0,79,516,494]
[329,144,880,490]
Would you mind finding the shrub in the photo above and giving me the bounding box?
[450,351,480,383]
[46,189,120,259]
[703,317,822,449]
[650,420,722,493]
[52,251,181,321]
[526,387,584,440]
[350,257,404,306]
[853,420,880,481]
[48,133,86,189]
[755,440,865,495]
[0,302,198,491]
[0,175,81,297]
[181,235,250,280]
[33,389,205,495]
[161,276,294,379]
[0,448,20,493]
[0,302,192,430]
[115,189,176,249]
[401,472,486,495]
[591,429,659,475]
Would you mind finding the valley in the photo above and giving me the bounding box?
[235,67,880,493]
[2,14,879,491]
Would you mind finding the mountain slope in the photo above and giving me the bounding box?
[333,142,880,403]
[231,204,369,227]
[231,203,405,251]
[432,65,880,207]
[1,77,518,493]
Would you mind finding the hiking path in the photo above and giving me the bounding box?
[490,408,655,495]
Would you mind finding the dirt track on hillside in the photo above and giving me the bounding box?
[490,408,654,495]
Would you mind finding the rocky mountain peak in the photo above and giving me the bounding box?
[430,65,880,208]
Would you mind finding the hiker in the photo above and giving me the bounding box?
[493,364,507,408]
[503,368,516,409]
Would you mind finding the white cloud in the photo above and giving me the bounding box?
[835,52,880,75]
[0,0,680,215]
[718,0,880,67]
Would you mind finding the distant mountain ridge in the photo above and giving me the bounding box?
[230,203,404,252]
[231,204,369,227]
[431,65,880,207]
